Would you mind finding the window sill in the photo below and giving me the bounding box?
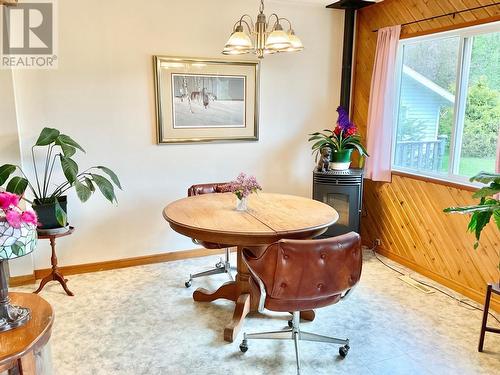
[391,169,479,192]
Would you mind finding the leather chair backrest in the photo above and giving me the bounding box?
[187,183,229,197]
[243,232,362,303]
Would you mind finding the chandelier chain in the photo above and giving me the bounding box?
[259,0,264,14]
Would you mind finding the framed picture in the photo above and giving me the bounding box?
[153,56,259,144]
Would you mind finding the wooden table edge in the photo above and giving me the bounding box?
[0,293,55,366]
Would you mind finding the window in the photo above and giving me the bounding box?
[392,23,500,185]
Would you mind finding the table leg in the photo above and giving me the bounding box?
[193,281,237,302]
[34,237,74,296]
[18,351,36,375]
[224,293,251,342]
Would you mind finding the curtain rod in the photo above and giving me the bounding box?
[372,2,500,32]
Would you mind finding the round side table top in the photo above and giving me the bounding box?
[0,292,54,366]
[163,192,339,245]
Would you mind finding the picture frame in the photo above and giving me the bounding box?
[153,56,260,144]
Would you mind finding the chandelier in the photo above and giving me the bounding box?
[222,0,304,59]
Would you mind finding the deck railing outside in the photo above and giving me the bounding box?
[394,137,447,172]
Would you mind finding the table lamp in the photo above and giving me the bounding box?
[0,208,38,332]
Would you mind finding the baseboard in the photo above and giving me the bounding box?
[372,245,500,313]
[9,273,36,287]
[10,247,229,287]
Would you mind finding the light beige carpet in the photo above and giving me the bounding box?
[13,251,500,375]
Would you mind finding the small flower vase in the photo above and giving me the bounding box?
[236,196,248,211]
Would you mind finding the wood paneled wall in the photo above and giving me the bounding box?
[352,0,500,310]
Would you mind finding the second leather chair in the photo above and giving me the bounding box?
[184,183,234,288]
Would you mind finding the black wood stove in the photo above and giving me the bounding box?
[313,168,364,238]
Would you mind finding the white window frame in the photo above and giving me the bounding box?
[391,21,500,187]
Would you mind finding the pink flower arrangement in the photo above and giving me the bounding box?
[0,192,38,228]
[223,173,262,200]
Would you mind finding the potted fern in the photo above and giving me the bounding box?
[309,106,368,170]
[0,127,121,230]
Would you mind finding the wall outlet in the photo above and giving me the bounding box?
[374,239,382,246]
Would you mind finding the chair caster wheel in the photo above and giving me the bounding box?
[288,320,293,328]
[215,261,224,269]
[339,345,350,358]
[239,340,248,353]
[185,280,192,288]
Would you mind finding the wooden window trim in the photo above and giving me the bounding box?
[401,15,500,40]
[391,170,478,192]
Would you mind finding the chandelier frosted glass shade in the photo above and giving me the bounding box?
[222,0,303,59]
[285,32,304,52]
[265,29,292,50]
[223,27,254,52]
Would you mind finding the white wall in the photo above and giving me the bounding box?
[7,0,344,273]
[0,69,35,277]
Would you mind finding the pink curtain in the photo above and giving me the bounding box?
[365,25,401,182]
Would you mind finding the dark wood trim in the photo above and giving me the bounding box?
[10,247,231,286]
[401,15,500,40]
[375,246,500,313]
[391,170,478,192]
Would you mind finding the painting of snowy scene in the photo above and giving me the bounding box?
[172,74,246,128]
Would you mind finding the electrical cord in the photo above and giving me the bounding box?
[367,244,500,326]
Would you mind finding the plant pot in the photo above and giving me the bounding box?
[33,196,68,229]
[330,149,353,171]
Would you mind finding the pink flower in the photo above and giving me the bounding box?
[6,209,22,228]
[0,192,20,210]
[21,210,38,226]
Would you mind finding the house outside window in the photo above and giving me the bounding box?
[392,22,500,186]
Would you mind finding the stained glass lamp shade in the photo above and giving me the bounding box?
[0,218,37,332]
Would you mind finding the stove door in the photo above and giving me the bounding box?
[313,182,361,238]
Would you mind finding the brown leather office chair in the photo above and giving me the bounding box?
[184,183,234,288]
[239,232,362,374]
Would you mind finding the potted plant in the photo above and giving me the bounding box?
[222,172,262,211]
[444,172,500,352]
[444,172,500,270]
[309,106,368,170]
[0,127,121,230]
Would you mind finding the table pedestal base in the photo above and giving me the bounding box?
[34,236,74,297]
[192,246,315,342]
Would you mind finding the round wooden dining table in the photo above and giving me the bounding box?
[163,192,338,342]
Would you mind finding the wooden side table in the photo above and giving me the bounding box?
[478,282,500,352]
[34,227,75,296]
[0,292,54,374]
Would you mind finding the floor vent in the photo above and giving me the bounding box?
[398,274,434,294]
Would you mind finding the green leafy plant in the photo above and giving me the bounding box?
[444,172,500,269]
[0,127,121,226]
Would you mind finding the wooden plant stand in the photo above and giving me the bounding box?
[34,227,75,296]
[478,282,500,352]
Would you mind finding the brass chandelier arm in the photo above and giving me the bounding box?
[232,17,254,34]
[278,17,293,31]
[266,13,280,30]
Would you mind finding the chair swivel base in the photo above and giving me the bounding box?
[239,312,349,375]
[185,248,233,288]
